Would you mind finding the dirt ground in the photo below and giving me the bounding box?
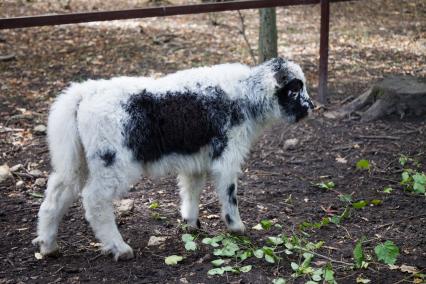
[1,0,425,283]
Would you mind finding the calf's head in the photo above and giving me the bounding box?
[267,58,315,123]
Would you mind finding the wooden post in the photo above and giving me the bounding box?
[318,0,330,104]
[259,8,278,63]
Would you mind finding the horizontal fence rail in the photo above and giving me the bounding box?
[0,0,356,103]
[0,0,351,29]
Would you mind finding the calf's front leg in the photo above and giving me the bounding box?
[178,173,206,228]
[213,171,245,233]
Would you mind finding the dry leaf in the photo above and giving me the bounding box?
[335,156,348,164]
[400,264,419,274]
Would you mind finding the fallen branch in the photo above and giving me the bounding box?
[0,54,16,62]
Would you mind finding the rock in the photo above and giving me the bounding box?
[0,164,11,182]
[283,138,299,150]
[116,199,134,215]
[10,164,23,172]
[147,236,167,247]
[29,169,43,177]
[34,178,46,187]
[16,180,25,189]
[34,124,47,134]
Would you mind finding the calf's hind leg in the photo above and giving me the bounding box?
[82,172,133,261]
[32,172,80,255]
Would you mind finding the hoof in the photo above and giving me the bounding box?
[227,224,246,234]
[102,242,134,261]
[32,237,60,256]
[224,215,246,234]
[183,218,202,230]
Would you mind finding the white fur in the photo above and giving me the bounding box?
[33,59,311,260]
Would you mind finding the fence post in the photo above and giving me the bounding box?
[318,0,330,104]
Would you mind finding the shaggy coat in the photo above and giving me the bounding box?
[33,58,314,260]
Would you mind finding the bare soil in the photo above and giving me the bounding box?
[1,1,425,283]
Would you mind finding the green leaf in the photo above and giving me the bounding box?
[149,201,159,209]
[184,241,197,251]
[312,274,322,281]
[202,237,220,247]
[272,278,286,284]
[401,171,411,183]
[268,236,284,246]
[260,219,273,230]
[211,235,224,243]
[164,255,183,265]
[239,265,252,273]
[330,215,341,225]
[213,242,239,257]
[353,200,368,209]
[383,186,393,194]
[374,241,399,265]
[339,194,353,203]
[370,199,382,206]
[211,259,225,267]
[301,253,313,269]
[182,233,194,243]
[207,267,225,275]
[413,172,426,194]
[305,281,318,284]
[238,250,252,261]
[264,254,275,263]
[399,155,408,166]
[290,262,299,271]
[315,181,335,190]
[353,239,365,268]
[222,266,237,272]
[356,159,371,170]
[274,223,283,229]
[324,266,336,284]
[253,249,264,258]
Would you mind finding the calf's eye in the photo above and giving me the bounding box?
[286,79,303,93]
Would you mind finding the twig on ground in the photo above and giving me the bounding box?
[376,213,426,229]
[370,176,399,184]
[355,135,400,140]
[276,246,353,266]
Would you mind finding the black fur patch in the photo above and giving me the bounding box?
[225,214,233,225]
[231,196,237,206]
[122,87,245,163]
[275,78,310,122]
[227,184,237,205]
[98,150,116,167]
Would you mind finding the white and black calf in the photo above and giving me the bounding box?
[33,58,314,260]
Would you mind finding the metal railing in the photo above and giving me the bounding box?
[0,0,355,103]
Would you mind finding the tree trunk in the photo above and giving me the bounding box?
[324,76,426,121]
[259,8,278,63]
